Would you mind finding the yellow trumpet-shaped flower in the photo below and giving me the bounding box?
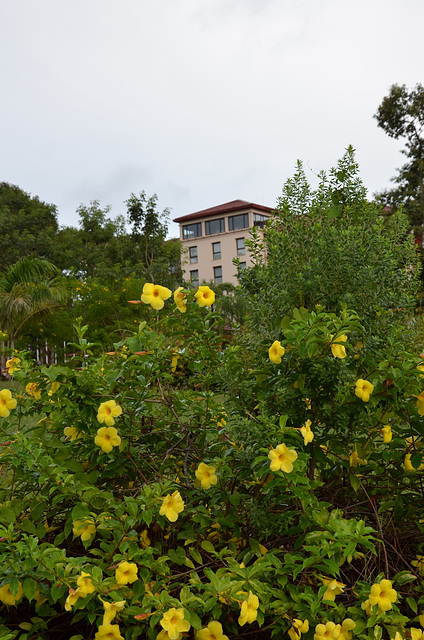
[416,391,424,415]
[159,490,184,522]
[76,571,96,596]
[300,419,314,445]
[196,621,229,640]
[141,282,172,310]
[194,285,215,307]
[410,629,424,640]
[288,619,309,640]
[115,561,138,585]
[160,608,191,640]
[330,334,348,359]
[95,426,121,453]
[94,624,125,640]
[26,382,41,399]
[195,462,218,490]
[65,587,82,611]
[173,287,187,313]
[314,621,341,640]
[0,389,17,418]
[349,444,367,468]
[404,453,424,472]
[73,519,96,541]
[340,619,356,640]
[0,582,23,606]
[238,590,259,626]
[64,426,82,441]
[268,340,285,364]
[268,443,298,473]
[321,578,345,601]
[5,356,20,374]
[101,598,126,625]
[355,379,374,402]
[412,555,424,575]
[381,425,392,443]
[368,579,397,613]
[97,399,122,427]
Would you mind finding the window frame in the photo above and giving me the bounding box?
[236,237,246,256]
[189,246,198,264]
[212,241,221,260]
[213,265,223,284]
[183,222,202,240]
[228,213,249,231]
[205,217,225,236]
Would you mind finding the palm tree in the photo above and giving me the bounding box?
[0,257,65,351]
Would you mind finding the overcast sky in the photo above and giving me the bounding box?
[1,0,422,238]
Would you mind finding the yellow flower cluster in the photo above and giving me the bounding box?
[355,379,374,402]
[314,619,356,640]
[73,518,96,541]
[94,624,124,640]
[330,334,348,359]
[0,582,23,605]
[0,389,17,418]
[26,382,41,399]
[5,356,20,374]
[196,621,229,640]
[64,571,96,611]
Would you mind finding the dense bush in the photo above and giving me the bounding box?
[2,282,424,640]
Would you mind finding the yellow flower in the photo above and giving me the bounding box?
[26,382,41,399]
[0,582,23,605]
[268,340,285,364]
[411,629,424,640]
[340,619,356,640]
[171,353,179,372]
[48,381,60,396]
[97,400,122,426]
[194,285,215,307]
[159,490,184,522]
[288,619,309,640]
[330,334,348,359]
[174,287,187,313]
[65,587,82,611]
[361,598,373,616]
[0,389,17,418]
[368,579,397,612]
[5,356,20,374]
[157,632,183,640]
[412,555,424,575]
[141,282,172,310]
[94,624,125,640]
[355,379,374,402]
[160,608,191,640]
[95,426,121,453]
[321,578,345,601]
[314,621,341,640]
[238,590,259,626]
[101,599,126,625]
[268,443,298,473]
[77,571,96,596]
[349,444,366,468]
[140,529,151,548]
[73,519,96,541]
[196,621,229,640]
[195,462,218,490]
[381,425,392,443]
[404,453,424,472]
[64,426,82,441]
[300,419,314,445]
[115,561,138,585]
[417,391,424,415]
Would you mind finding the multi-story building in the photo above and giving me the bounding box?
[173,199,274,285]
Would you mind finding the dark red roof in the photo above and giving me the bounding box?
[173,199,274,223]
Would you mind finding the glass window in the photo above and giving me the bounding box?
[205,218,225,235]
[183,222,202,240]
[212,242,221,260]
[190,270,199,285]
[239,261,247,270]
[236,238,245,256]
[213,266,223,284]
[228,213,249,231]
[253,213,269,229]
[189,246,198,263]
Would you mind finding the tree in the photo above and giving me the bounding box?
[0,257,64,352]
[125,191,170,274]
[0,182,59,266]
[374,83,424,228]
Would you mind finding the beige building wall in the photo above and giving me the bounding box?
[176,205,271,286]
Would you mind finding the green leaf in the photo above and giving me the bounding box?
[407,596,418,613]
[22,578,36,602]
[189,547,203,565]
[0,507,16,524]
[200,540,215,554]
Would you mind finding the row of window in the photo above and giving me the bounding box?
[190,262,246,285]
[189,238,245,264]
[182,212,268,240]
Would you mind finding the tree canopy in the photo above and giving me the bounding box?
[374,83,424,228]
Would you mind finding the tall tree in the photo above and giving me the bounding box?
[125,191,169,271]
[374,83,424,228]
[0,182,59,266]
